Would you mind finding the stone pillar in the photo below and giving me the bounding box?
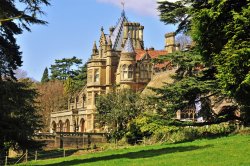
[106,41,112,93]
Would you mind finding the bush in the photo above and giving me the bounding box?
[165,122,236,143]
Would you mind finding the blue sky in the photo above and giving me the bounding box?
[17,0,176,81]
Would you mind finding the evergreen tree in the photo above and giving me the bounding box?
[50,56,82,80]
[157,0,250,123]
[0,0,49,153]
[0,79,43,152]
[41,67,49,83]
[0,0,50,79]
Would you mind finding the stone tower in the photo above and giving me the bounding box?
[117,33,136,89]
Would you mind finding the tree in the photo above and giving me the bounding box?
[176,34,192,50]
[96,90,144,141]
[0,79,43,152]
[157,0,250,123]
[63,63,87,95]
[36,80,67,131]
[0,0,50,153]
[41,67,49,83]
[151,49,216,121]
[0,0,50,79]
[50,56,82,80]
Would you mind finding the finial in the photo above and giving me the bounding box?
[92,41,98,54]
[101,26,104,32]
[108,36,112,46]
[121,1,125,16]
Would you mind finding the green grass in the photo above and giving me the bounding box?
[21,135,250,166]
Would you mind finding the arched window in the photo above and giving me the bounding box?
[58,120,63,132]
[80,118,85,132]
[82,95,86,107]
[52,121,56,133]
[94,69,99,82]
[122,64,128,80]
[128,65,133,79]
[65,119,70,132]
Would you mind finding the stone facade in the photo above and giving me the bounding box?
[50,10,177,133]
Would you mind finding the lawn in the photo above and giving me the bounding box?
[21,134,250,166]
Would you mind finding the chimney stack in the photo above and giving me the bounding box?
[165,32,176,53]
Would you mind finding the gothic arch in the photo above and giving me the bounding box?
[65,119,70,132]
[80,118,85,132]
[51,121,56,133]
[58,120,63,132]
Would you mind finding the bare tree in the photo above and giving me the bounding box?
[176,34,192,50]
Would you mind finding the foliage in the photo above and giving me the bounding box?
[175,34,192,50]
[50,57,87,95]
[151,49,217,121]
[96,90,144,141]
[36,80,67,131]
[166,122,235,143]
[0,0,49,155]
[0,79,43,152]
[158,0,250,123]
[158,0,191,33]
[0,0,50,79]
[126,114,179,144]
[41,67,49,83]
[64,63,87,95]
[50,56,82,81]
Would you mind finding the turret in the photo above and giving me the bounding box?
[118,33,136,86]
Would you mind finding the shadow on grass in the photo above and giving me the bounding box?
[45,145,212,166]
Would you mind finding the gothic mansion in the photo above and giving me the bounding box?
[50,10,178,133]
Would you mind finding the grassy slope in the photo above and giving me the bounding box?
[22,135,250,166]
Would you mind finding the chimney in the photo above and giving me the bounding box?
[165,32,176,53]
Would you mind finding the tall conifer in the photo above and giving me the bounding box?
[41,67,49,83]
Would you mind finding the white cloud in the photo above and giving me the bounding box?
[97,0,159,17]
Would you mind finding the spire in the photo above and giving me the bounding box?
[99,26,107,45]
[92,41,98,54]
[121,1,125,16]
[110,6,128,51]
[122,32,134,53]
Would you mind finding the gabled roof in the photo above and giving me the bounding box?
[135,49,170,69]
[110,10,128,51]
[135,49,167,60]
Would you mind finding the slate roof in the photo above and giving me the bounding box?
[122,33,134,53]
[111,10,128,51]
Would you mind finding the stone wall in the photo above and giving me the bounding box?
[34,132,107,149]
